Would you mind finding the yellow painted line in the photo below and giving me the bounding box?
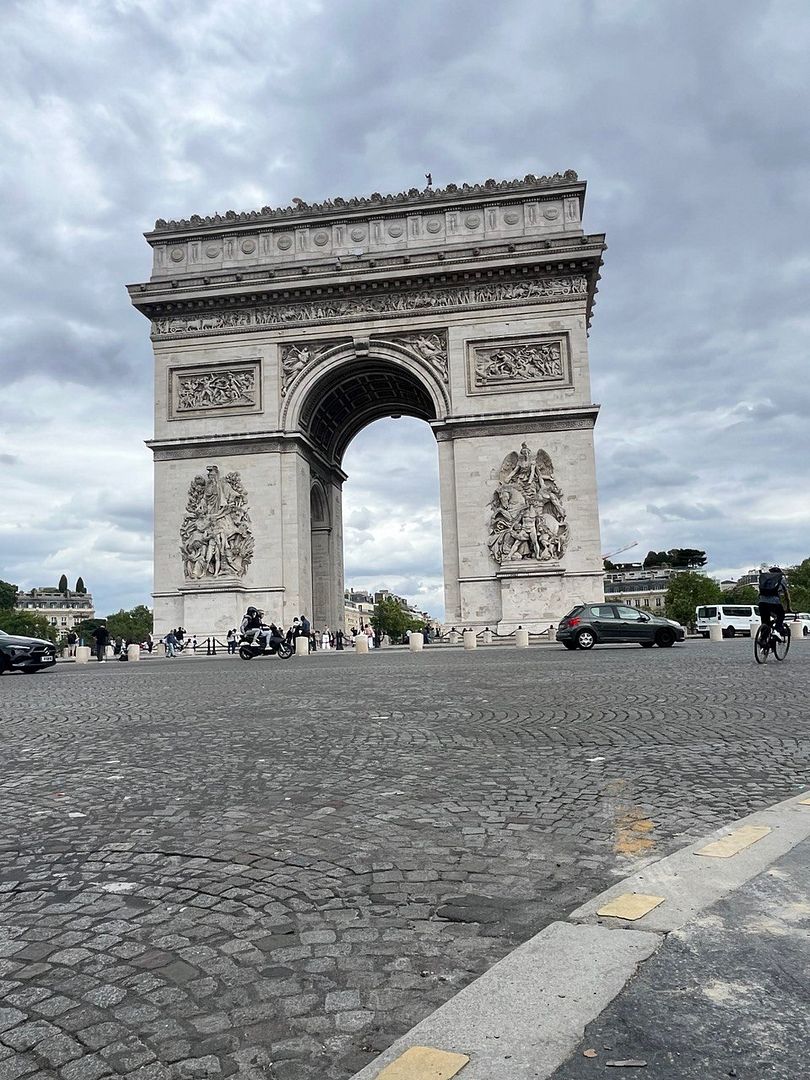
[596,893,665,920]
[799,796,810,806]
[374,1046,470,1080]
[695,824,771,858]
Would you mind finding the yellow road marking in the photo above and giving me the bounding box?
[596,893,665,920]
[799,796,810,805]
[695,825,771,858]
[374,1046,470,1079]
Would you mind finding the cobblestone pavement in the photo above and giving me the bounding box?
[0,641,807,1080]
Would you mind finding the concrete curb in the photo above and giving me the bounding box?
[350,790,810,1080]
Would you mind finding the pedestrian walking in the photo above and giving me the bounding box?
[92,622,109,663]
[164,629,178,657]
[335,628,344,651]
[191,634,198,652]
[321,627,331,650]
[66,630,78,657]
[146,632,153,654]
[227,628,237,654]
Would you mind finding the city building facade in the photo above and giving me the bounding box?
[15,588,95,630]
[603,564,688,612]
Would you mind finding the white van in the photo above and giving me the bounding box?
[785,612,810,637]
[695,605,758,638]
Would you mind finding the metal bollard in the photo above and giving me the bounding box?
[295,636,309,656]
[409,632,424,652]
[515,628,530,648]
[709,624,723,642]
[463,630,477,650]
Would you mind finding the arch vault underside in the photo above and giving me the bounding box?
[133,171,607,635]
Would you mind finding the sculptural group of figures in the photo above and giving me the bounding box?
[180,466,254,579]
[489,444,570,564]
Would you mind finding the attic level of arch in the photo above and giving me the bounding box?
[130,231,605,306]
[132,250,606,335]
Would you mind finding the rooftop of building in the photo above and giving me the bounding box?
[151,171,581,234]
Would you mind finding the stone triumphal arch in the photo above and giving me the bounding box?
[129,172,606,635]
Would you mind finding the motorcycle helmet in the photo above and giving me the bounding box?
[246,606,259,616]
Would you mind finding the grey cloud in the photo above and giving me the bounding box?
[2,0,810,617]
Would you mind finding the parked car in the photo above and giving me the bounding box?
[0,629,58,674]
[785,612,810,637]
[556,603,686,650]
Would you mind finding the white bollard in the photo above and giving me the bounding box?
[409,632,424,652]
[448,631,460,645]
[354,634,369,654]
[515,628,530,648]
[105,644,115,659]
[463,630,477,650]
[295,636,309,656]
[709,624,723,642]
[749,617,761,638]
[127,644,140,662]
[75,646,91,664]
[790,621,804,642]
[482,630,492,645]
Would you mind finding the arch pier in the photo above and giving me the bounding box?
[129,172,607,635]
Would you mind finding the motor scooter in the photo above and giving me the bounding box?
[238,627,293,660]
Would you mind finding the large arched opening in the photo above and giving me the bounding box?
[288,352,446,631]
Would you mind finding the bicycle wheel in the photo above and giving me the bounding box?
[774,629,791,662]
[753,625,770,664]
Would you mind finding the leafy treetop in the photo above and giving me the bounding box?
[0,580,17,611]
[370,596,424,642]
[0,609,58,642]
[58,574,68,593]
[75,577,86,594]
[665,571,723,627]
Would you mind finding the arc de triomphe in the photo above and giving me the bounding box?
[129,172,606,636]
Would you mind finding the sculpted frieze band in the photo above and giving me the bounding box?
[151,275,588,339]
[176,369,256,412]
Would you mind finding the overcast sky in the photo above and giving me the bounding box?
[2,0,808,620]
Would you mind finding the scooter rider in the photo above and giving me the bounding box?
[241,606,272,652]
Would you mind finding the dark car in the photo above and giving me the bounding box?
[0,629,58,674]
[556,603,686,650]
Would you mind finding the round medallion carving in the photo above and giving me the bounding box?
[387,224,404,238]
[504,211,520,225]
[241,239,256,254]
[205,245,220,258]
[277,235,293,250]
[350,227,366,242]
[465,215,481,229]
[543,207,560,220]
[313,231,330,246]
[426,219,442,234]
[170,248,185,262]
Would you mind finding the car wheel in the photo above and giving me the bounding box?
[724,626,735,638]
[640,642,655,648]
[576,629,596,650]
[701,632,709,639]
[562,641,577,651]
[656,629,676,648]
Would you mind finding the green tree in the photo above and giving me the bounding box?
[787,559,810,612]
[723,584,758,605]
[105,605,153,643]
[0,609,58,642]
[75,577,86,594]
[0,580,17,610]
[370,597,422,642]
[643,550,670,568]
[58,574,68,594]
[665,572,723,627]
[668,548,708,568]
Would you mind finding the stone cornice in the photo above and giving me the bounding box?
[432,405,600,441]
[149,171,582,236]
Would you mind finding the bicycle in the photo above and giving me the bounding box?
[753,615,792,664]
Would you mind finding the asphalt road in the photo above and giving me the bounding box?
[0,640,807,1079]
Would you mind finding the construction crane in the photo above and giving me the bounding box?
[602,541,639,561]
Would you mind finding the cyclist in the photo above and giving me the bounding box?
[757,566,791,641]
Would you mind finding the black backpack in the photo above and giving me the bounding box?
[759,571,782,596]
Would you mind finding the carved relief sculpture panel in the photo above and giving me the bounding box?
[169,361,261,418]
[488,444,570,565]
[468,335,571,394]
[180,465,255,579]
